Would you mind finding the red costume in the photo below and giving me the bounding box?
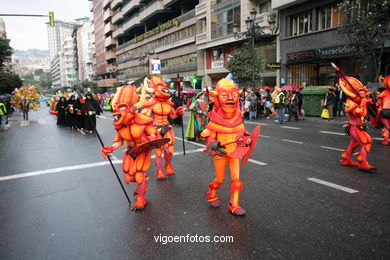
[201,79,256,216]
[377,75,390,145]
[339,77,375,171]
[101,85,158,210]
[143,77,184,180]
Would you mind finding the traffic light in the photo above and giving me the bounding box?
[191,76,201,89]
[49,11,55,27]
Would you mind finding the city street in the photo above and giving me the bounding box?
[0,105,389,260]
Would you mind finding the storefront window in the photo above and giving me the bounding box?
[318,3,344,30]
[211,0,240,39]
[287,63,318,86]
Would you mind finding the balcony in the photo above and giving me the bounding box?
[122,0,141,17]
[106,64,117,73]
[97,78,116,87]
[104,9,115,22]
[104,23,116,35]
[103,0,112,10]
[195,1,206,17]
[112,26,123,38]
[140,0,166,22]
[112,0,123,10]
[122,14,142,33]
[256,12,274,29]
[112,9,123,25]
[105,36,117,47]
[196,32,207,44]
[105,50,116,61]
[163,0,176,6]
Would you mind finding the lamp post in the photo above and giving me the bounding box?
[233,8,277,91]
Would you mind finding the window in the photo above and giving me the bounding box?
[211,0,240,39]
[260,1,271,14]
[291,12,311,36]
[318,4,344,30]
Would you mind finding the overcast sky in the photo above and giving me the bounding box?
[1,0,90,51]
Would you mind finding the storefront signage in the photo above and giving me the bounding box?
[266,62,281,69]
[149,59,161,75]
[287,50,316,62]
[132,19,180,44]
[287,45,354,63]
[316,45,353,59]
[211,60,224,69]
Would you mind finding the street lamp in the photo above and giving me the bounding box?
[233,8,278,90]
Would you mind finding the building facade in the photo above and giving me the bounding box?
[274,0,360,87]
[47,20,78,62]
[111,0,199,87]
[74,18,95,82]
[89,0,117,89]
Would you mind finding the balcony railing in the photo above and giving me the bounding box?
[104,23,116,35]
[105,51,116,61]
[163,0,176,6]
[97,78,116,87]
[195,32,207,44]
[112,0,123,10]
[122,14,141,32]
[105,36,117,47]
[103,0,112,10]
[112,26,123,38]
[122,0,141,16]
[104,9,115,22]
[112,9,123,25]
[195,1,206,16]
[140,0,165,22]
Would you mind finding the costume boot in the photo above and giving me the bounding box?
[228,180,246,216]
[164,151,175,176]
[132,172,148,210]
[154,155,166,180]
[206,180,221,207]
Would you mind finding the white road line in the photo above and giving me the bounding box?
[320,146,344,152]
[260,135,270,139]
[373,137,383,141]
[280,126,301,130]
[97,115,112,120]
[244,121,268,126]
[20,121,29,127]
[282,139,303,144]
[319,131,345,136]
[247,159,268,166]
[176,137,206,148]
[0,148,204,182]
[307,178,359,194]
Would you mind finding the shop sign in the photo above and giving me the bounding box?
[132,18,180,44]
[149,59,161,75]
[287,50,316,62]
[316,45,353,59]
[266,62,281,69]
[211,60,224,69]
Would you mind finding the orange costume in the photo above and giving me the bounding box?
[143,77,184,180]
[101,84,158,210]
[201,79,254,216]
[377,75,390,145]
[339,77,375,171]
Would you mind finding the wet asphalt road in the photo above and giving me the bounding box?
[0,105,389,260]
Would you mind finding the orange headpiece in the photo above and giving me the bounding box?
[211,78,240,115]
[144,77,171,99]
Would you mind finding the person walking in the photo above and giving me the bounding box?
[55,97,67,126]
[274,89,286,124]
[83,93,102,133]
[264,87,272,119]
[20,98,30,121]
[0,98,7,129]
[325,88,336,119]
[66,96,77,129]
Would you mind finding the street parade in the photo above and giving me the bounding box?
[0,0,389,259]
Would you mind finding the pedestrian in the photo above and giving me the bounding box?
[249,91,257,119]
[289,91,299,121]
[297,86,304,116]
[171,91,182,126]
[0,98,7,129]
[263,87,272,119]
[55,97,67,126]
[274,88,286,124]
[325,88,336,119]
[20,97,30,121]
[73,97,85,133]
[66,95,77,129]
[83,93,102,133]
[335,83,346,117]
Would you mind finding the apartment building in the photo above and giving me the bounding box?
[195,0,279,87]
[90,0,117,89]
[112,0,199,87]
[74,18,95,82]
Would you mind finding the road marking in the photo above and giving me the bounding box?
[282,139,303,144]
[307,178,358,194]
[244,121,268,126]
[20,121,29,127]
[247,159,267,166]
[280,126,301,130]
[319,131,344,136]
[373,137,383,141]
[37,119,47,125]
[176,137,206,148]
[260,135,270,138]
[97,115,112,120]
[320,146,344,152]
[0,148,204,182]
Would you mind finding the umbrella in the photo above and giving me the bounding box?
[281,84,299,91]
[185,89,195,94]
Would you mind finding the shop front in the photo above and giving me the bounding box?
[285,45,359,87]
